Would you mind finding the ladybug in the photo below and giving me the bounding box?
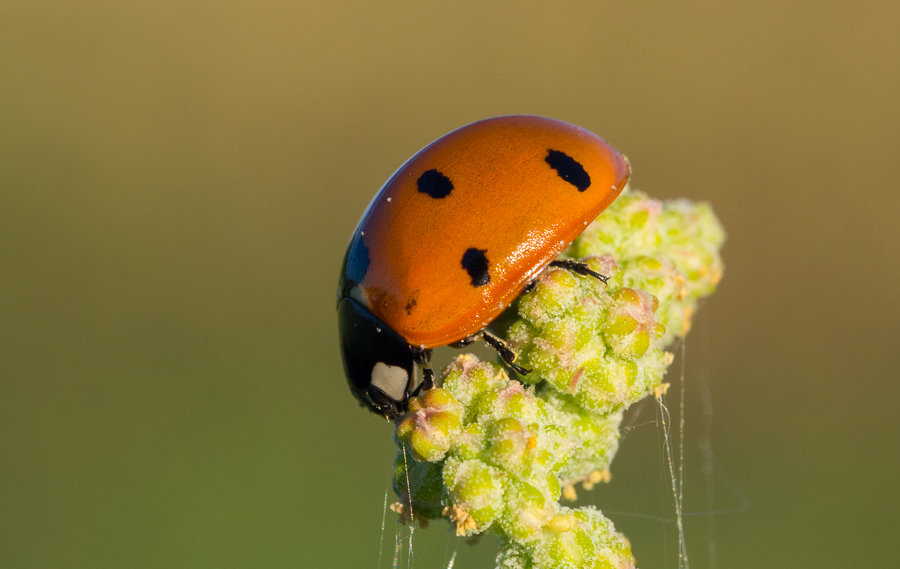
[338,115,630,419]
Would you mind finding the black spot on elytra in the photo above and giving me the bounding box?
[461,248,490,287]
[417,169,454,198]
[404,292,419,315]
[545,149,591,192]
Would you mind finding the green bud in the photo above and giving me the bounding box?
[443,457,506,534]
[394,387,463,462]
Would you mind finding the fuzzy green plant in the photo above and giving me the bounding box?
[390,189,725,569]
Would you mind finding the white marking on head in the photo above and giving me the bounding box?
[371,362,408,402]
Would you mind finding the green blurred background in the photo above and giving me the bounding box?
[2,1,898,567]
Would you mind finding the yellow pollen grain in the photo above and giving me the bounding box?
[653,382,671,398]
[547,514,577,533]
[443,505,478,536]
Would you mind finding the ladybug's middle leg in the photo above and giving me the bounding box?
[480,330,531,376]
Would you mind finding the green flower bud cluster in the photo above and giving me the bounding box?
[567,190,725,344]
[390,190,724,568]
[394,355,635,568]
[504,260,670,416]
[497,507,635,569]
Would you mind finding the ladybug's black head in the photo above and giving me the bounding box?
[338,297,419,420]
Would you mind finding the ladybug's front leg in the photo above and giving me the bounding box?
[411,347,435,395]
[549,259,610,284]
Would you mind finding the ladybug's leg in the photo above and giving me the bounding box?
[549,259,609,285]
[411,348,434,395]
[421,367,435,391]
[480,330,531,376]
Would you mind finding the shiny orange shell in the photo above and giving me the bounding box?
[340,115,630,348]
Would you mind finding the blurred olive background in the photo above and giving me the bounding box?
[2,1,898,568]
